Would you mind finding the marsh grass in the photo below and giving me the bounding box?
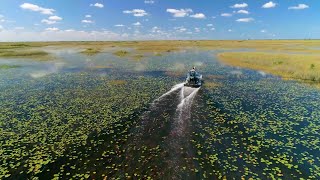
[0,50,48,56]
[89,65,112,69]
[218,52,320,83]
[3,40,320,56]
[204,82,221,88]
[113,50,129,57]
[0,64,21,69]
[0,49,50,59]
[164,71,185,77]
[132,54,144,61]
[80,48,101,56]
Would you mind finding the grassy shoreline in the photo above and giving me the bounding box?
[217,52,320,83]
[2,40,320,55]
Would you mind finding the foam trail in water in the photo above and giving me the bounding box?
[179,84,185,101]
[174,87,200,136]
[153,83,184,103]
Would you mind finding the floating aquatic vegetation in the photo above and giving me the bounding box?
[190,76,320,179]
[0,48,319,179]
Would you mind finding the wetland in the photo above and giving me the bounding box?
[0,40,320,179]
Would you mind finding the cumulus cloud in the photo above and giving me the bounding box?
[262,1,277,8]
[81,19,94,23]
[221,13,232,17]
[45,27,59,31]
[41,19,57,24]
[123,9,148,17]
[151,26,163,33]
[237,10,249,14]
[0,15,5,22]
[261,29,267,33]
[90,3,104,8]
[133,22,141,26]
[49,16,62,21]
[236,18,254,22]
[207,24,213,27]
[85,15,92,18]
[14,27,25,30]
[231,3,248,8]
[288,4,309,10]
[174,26,187,32]
[190,13,206,19]
[20,3,55,15]
[144,0,155,4]
[166,8,193,17]
[115,24,125,27]
[0,29,175,42]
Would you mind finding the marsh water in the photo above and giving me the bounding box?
[1,48,320,179]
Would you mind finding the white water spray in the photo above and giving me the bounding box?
[174,86,200,136]
[153,83,185,103]
[148,82,200,136]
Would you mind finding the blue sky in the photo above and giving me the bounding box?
[0,0,319,41]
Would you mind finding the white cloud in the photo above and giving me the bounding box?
[0,29,173,42]
[123,9,148,17]
[85,15,92,18]
[81,19,94,23]
[151,26,162,33]
[49,16,62,21]
[133,22,141,26]
[90,3,104,8]
[144,0,155,4]
[261,29,267,33]
[262,1,277,8]
[41,19,56,24]
[228,29,232,32]
[194,27,200,32]
[237,10,249,14]
[207,24,213,27]
[20,3,55,15]
[166,8,193,17]
[288,4,309,10]
[0,15,5,22]
[45,27,59,31]
[231,3,248,8]
[65,29,75,32]
[115,24,125,27]
[0,25,3,31]
[190,13,206,19]
[211,27,215,31]
[221,13,232,17]
[236,18,254,22]
[174,26,187,32]
[14,27,25,30]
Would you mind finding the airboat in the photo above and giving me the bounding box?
[184,69,203,88]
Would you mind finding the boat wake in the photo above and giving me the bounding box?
[126,83,200,178]
[174,86,200,136]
